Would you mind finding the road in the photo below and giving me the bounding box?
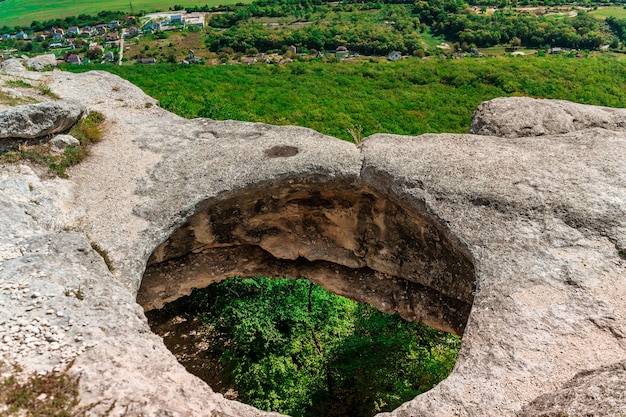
[118,29,125,65]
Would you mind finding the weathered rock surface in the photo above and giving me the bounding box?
[519,359,626,416]
[0,99,87,142]
[26,54,58,71]
[0,68,624,417]
[0,58,26,73]
[470,96,626,137]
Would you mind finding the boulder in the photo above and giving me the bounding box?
[470,96,626,137]
[0,99,87,140]
[0,58,26,74]
[50,134,80,151]
[26,54,58,71]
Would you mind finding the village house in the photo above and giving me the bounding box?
[388,51,402,61]
[169,14,183,25]
[96,24,108,35]
[66,53,81,64]
[126,26,139,37]
[89,42,104,54]
[240,56,257,65]
[109,20,121,29]
[106,32,119,42]
[335,45,349,59]
[68,26,79,37]
[138,57,156,64]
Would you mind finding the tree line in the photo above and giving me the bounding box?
[200,0,624,54]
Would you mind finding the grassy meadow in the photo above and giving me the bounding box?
[590,5,626,20]
[0,0,252,27]
[66,56,626,141]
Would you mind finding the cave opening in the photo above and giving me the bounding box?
[138,178,476,416]
[145,276,462,417]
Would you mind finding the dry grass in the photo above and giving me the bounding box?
[0,362,105,417]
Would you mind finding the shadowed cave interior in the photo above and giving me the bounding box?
[137,178,476,413]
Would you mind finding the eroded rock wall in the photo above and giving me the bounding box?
[139,180,475,335]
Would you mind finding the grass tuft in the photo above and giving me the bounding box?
[90,242,114,272]
[6,79,33,88]
[37,81,60,99]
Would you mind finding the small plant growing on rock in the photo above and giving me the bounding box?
[347,124,364,145]
[37,81,60,99]
[64,285,85,300]
[6,79,32,88]
[0,362,108,417]
[90,242,114,272]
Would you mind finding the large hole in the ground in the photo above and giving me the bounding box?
[137,178,475,416]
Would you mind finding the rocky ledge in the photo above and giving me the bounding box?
[0,63,624,417]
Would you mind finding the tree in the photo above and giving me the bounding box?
[85,47,103,61]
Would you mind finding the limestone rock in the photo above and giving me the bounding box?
[0,58,26,74]
[50,134,80,152]
[0,99,87,140]
[519,360,626,416]
[0,70,624,417]
[470,96,626,137]
[26,54,58,71]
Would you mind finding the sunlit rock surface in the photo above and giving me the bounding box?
[0,67,624,416]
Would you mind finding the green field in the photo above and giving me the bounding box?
[589,6,626,20]
[0,0,252,28]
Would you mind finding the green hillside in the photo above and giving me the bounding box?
[0,0,252,28]
[66,56,626,142]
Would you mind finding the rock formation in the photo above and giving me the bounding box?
[0,65,624,417]
[0,58,27,74]
[470,96,626,137]
[25,54,58,71]
[0,99,86,150]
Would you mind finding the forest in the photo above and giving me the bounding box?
[203,0,620,53]
[66,56,626,141]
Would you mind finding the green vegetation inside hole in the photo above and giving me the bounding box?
[146,277,460,417]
